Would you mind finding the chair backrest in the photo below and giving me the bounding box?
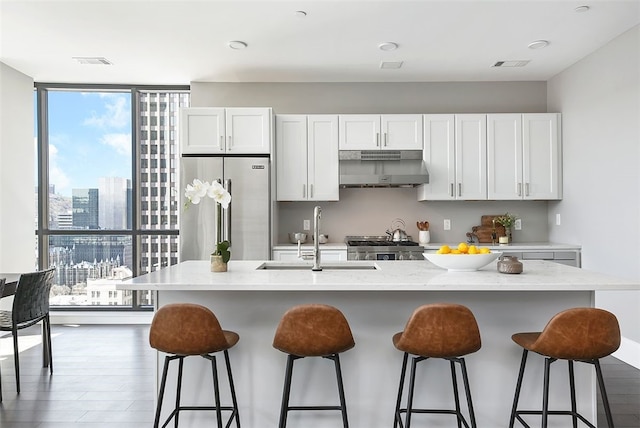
[273,303,355,357]
[394,303,482,358]
[533,307,620,360]
[12,268,56,325]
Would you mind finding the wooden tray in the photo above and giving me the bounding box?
[467,215,506,243]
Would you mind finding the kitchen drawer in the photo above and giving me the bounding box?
[501,251,523,259]
[554,251,578,260]
[522,252,554,260]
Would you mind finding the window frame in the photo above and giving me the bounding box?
[35,83,189,311]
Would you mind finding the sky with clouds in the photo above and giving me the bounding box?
[44,91,132,196]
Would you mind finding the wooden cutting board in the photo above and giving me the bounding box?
[468,215,506,243]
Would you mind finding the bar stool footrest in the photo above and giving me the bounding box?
[160,407,238,428]
[514,410,595,428]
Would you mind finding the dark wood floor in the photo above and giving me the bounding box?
[1,324,639,427]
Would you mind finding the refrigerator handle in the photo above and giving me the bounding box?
[224,179,232,245]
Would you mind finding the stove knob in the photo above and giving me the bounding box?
[365,252,374,261]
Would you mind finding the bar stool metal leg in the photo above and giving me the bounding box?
[329,354,349,428]
[594,359,615,428]
[509,349,529,428]
[450,360,463,428]
[206,355,223,428]
[394,352,409,428]
[568,360,578,428]
[175,357,184,428]
[155,355,172,428]
[278,354,298,428]
[405,356,421,428]
[223,350,241,428]
[458,357,477,428]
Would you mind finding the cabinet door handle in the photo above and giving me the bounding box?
[219,135,224,151]
[302,184,306,198]
[310,184,314,198]
[525,183,530,196]
[450,183,454,197]
[384,132,388,147]
[458,183,462,197]
[228,135,232,150]
[517,183,522,197]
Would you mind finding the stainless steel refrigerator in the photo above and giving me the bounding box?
[180,156,271,261]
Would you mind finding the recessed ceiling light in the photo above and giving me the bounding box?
[528,40,549,49]
[380,61,403,69]
[228,41,247,50]
[378,42,398,51]
[72,57,112,65]
[574,5,590,13]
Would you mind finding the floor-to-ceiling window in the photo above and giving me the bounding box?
[35,84,189,309]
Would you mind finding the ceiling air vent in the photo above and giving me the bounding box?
[380,61,403,69]
[492,60,530,68]
[72,57,113,65]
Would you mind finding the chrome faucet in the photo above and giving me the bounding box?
[297,205,322,271]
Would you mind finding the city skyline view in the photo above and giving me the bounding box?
[46,91,132,197]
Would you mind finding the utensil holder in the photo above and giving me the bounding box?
[418,230,430,245]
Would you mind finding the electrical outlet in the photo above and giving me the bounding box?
[303,219,310,230]
[443,219,451,230]
[555,214,561,226]
[514,219,522,230]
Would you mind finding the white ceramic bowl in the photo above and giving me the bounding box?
[423,252,502,272]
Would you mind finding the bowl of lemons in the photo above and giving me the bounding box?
[424,243,501,272]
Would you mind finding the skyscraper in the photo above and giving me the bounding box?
[98,177,132,229]
[72,188,99,229]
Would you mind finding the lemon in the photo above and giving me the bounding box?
[468,245,478,254]
[438,245,451,254]
[458,243,469,254]
[479,247,491,254]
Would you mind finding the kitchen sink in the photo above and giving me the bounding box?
[256,261,379,271]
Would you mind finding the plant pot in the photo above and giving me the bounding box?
[210,255,227,272]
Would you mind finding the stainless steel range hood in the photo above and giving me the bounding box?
[339,150,429,187]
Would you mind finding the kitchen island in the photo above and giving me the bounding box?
[118,260,638,428]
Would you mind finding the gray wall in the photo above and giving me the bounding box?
[547,25,640,349]
[191,81,551,245]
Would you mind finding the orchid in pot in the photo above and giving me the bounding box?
[184,179,231,271]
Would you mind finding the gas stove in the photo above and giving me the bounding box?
[345,236,425,261]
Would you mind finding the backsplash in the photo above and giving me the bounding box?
[276,188,549,245]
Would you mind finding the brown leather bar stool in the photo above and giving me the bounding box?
[273,303,355,428]
[509,307,620,428]
[393,303,481,428]
[149,303,240,428]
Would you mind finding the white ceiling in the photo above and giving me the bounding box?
[1,0,639,85]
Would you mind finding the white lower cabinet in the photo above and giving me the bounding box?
[272,249,347,262]
[501,250,580,267]
[276,115,339,201]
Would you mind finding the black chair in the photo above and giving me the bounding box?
[0,268,55,398]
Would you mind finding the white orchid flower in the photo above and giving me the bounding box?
[185,179,210,205]
[208,180,231,209]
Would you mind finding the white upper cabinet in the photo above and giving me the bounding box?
[180,108,226,154]
[276,115,339,201]
[418,114,486,200]
[180,107,271,155]
[339,114,422,150]
[487,113,562,200]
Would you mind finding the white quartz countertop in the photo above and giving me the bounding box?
[422,242,581,251]
[117,259,638,292]
[273,243,347,250]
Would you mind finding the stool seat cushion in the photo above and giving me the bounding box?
[273,304,355,357]
[511,307,620,360]
[150,303,238,355]
[393,303,481,358]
